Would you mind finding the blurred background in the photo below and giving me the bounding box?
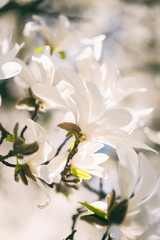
[0,0,160,239]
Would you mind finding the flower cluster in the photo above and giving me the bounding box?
[0,13,160,240]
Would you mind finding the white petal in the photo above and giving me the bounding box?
[32,84,67,109]
[129,153,156,208]
[96,129,157,152]
[86,82,105,122]
[86,165,108,178]
[36,178,50,209]
[0,61,22,79]
[14,58,36,87]
[117,144,139,200]
[79,141,104,155]
[41,152,68,183]
[0,42,24,64]
[77,54,102,86]
[136,222,159,240]
[93,153,109,165]
[58,67,88,97]
[99,109,132,130]
[71,93,89,131]
[145,127,160,145]
[32,54,55,85]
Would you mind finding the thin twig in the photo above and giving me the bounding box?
[0,150,16,168]
[0,123,12,144]
[82,181,107,200]
[20,105,39,139]
[101,227,109,240]
[54,135,72,157]
[72,207,86,232]
[64,230,77,240]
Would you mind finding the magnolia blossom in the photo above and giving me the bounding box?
[20,119,54,178]
[0,27,24,80]
[77,47,147,106]
[32,67,155,152]
[82,144,158,239]
[23,15,81,54]
[39,141,109,184]
[77,48,153,133]
[15,47,68,111]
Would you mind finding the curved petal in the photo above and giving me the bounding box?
[36,178,50,209]
[32,54,55,85]
[0,61,22,79]
[58,67,88,97]
[32,84,67,109]
[129,153,156,209]
[41,152,68,184]
[95,129,157,153]
[14,58,36,87]
[117,144,139,200]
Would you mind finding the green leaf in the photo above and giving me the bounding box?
[58,51,66,59]
[79,202,108,220]
[6,134,14,142]
[71,168,91,180]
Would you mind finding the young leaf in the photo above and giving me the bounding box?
[59,51,66,59]
[79,202,108,220]
[71,168,91,180]
[6,134,14,142]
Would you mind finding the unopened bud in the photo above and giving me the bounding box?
[58,122,81,133]
[108,199,128,224]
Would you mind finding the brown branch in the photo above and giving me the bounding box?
[0,150,16,168]
[64,230,77,240]
[0,123,12,144]
[54,135,72,157]
[82,181,107,200]
[20,105,39,139]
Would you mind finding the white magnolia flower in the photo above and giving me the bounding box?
[23,15,81,53]
[39,141,109,184]
[21,119,54,179]
[111,145,158,239]
[15,47,68,111]
[0,27,24,80]
[77,47,147,107]
[33,67,155,152]
[83,144,158,239]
